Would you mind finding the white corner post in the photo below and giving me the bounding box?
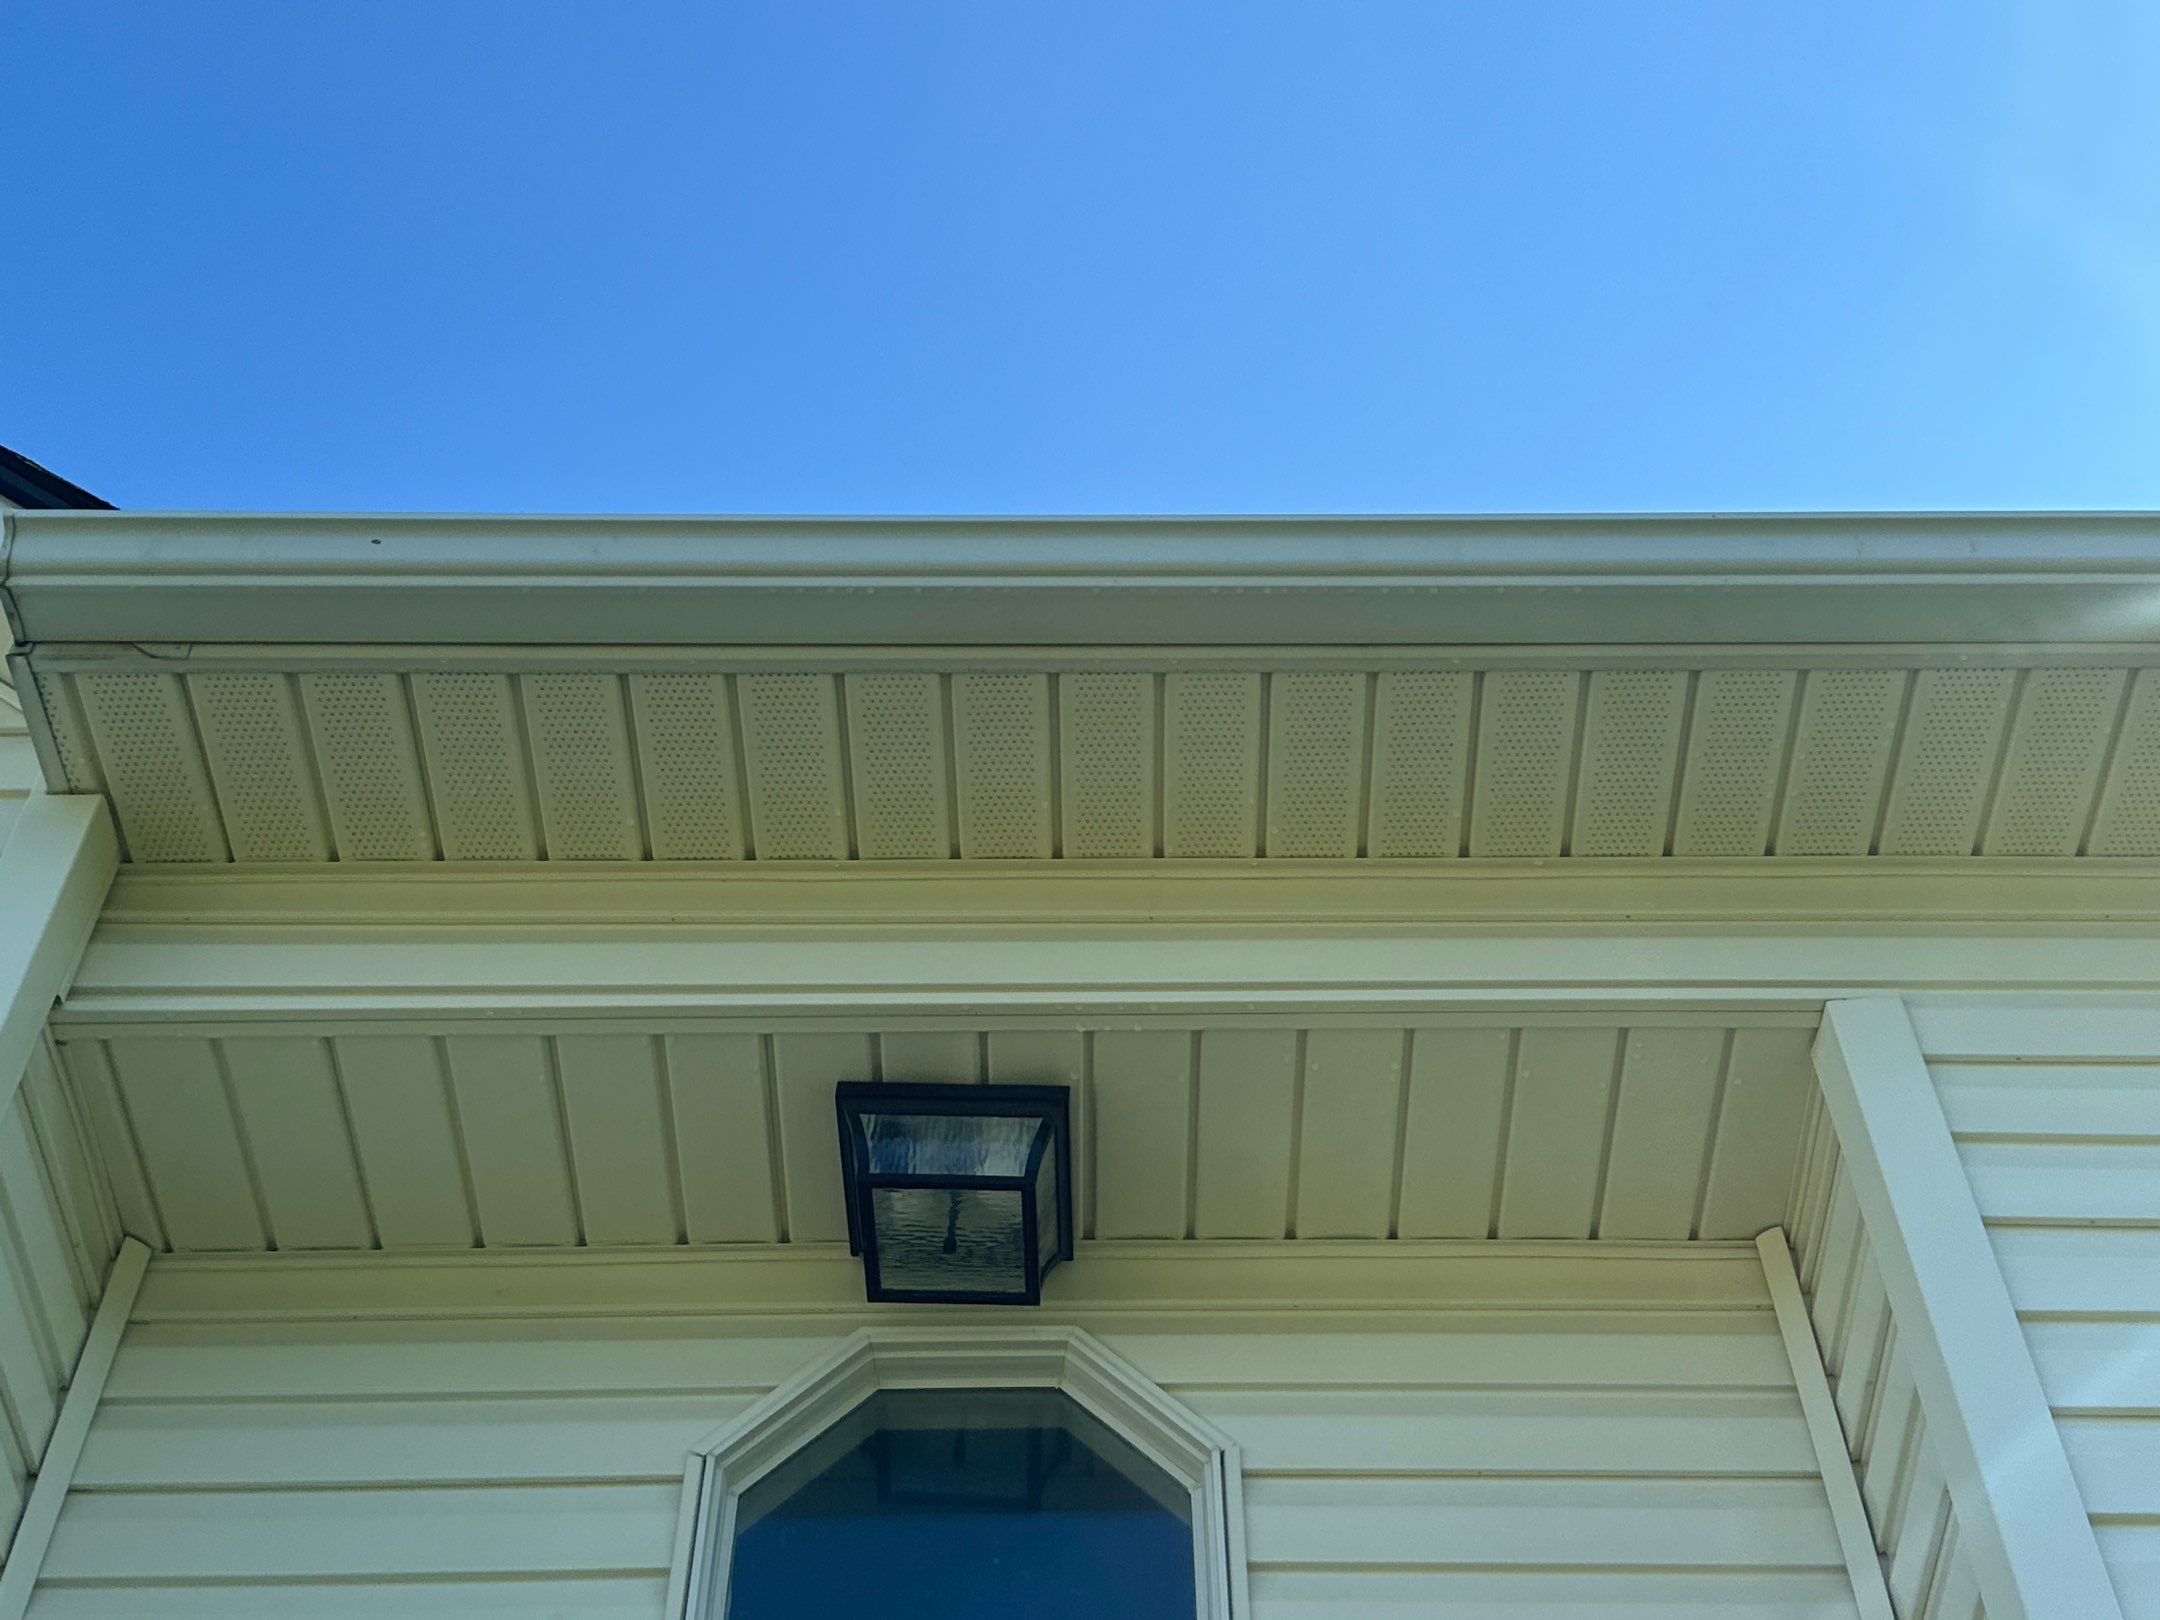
[1813,998,2121,1620]
[0,794,118,1119]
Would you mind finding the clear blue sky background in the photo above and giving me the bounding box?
[6,3,2158,513]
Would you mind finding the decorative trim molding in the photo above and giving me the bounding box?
[664,1326,1248,1620]
[1813,998,2122,1620]
[0,1237,149,1618]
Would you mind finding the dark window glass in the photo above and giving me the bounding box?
[727,1388,1197,1619]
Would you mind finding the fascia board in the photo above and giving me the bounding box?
[55,929,2160,1029]
[8,510,2160,648]
[93,858,2160,928]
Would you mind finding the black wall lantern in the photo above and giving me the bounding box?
[835,1083,1074,1305]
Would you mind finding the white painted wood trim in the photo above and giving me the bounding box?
[1756,1227,1896,1620]
[670,1325,1248,1620]
[10,509,2160,647]
[125,1240,1772,1322]
[1813,998,2121,1620]
[0,1235,148,1617]
[0,795,116,1112]
[58,867,2160,1028]
[99,859,2160,929]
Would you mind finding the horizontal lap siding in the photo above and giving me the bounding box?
[1912,1001,2160,1620]
[30,1266,1862,1618]
[0,1041,123,1567]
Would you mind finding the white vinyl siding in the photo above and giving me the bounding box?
[1908,1000,2160,1620]
[28,1246,1865,1617]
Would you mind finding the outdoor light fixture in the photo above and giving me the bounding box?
[834,1083,1074,1305]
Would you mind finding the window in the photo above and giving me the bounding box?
[728,1388,1194,1617]
[670,1328,1247,1620]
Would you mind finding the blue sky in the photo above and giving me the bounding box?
[5,3,2158,513]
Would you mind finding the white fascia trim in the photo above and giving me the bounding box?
[59,862,2160,1024]
[8,509,2160,647]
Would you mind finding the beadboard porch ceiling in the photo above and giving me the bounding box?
[54,1014,1818,1258]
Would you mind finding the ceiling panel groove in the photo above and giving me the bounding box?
[1658,671,1702,859]
[206,1039,280,1251]
[1967,667,2030,858]
[1684,1030,1739,1241]
[1352,672,1380,859]
[1485,1029,1524,1239]
[1863,670,1921,857]
[319,1036,385,1250]
[756,1034,789,1244]
[1043,674,1066,859]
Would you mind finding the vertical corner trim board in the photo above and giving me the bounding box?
[1813,998,2121,1620]
[1757,1229,1896,1620]
[0,1237,149,1619]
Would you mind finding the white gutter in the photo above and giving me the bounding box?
[5,509,2160,647]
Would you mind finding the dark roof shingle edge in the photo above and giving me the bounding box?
[0,445,112,510]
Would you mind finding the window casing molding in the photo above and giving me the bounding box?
[665,1325,1250,1620]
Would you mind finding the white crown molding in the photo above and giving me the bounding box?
[10,509,2160,648]
[666,1325,1248,1620]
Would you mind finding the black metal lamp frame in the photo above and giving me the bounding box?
[834,1082,1074,1306]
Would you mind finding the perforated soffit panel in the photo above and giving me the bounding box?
[23,661,2160,864]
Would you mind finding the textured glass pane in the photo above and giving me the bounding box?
[871,1186,1028,1296]
[729,1389,1195,1619]
[1035,1136,1060,1263]
[862,1112,1041,1177]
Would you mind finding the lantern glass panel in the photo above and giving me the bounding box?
[862,1111,1040,1178]
[869,1186,1030,1298]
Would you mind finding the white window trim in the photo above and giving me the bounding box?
[664,1325,1251,1620]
